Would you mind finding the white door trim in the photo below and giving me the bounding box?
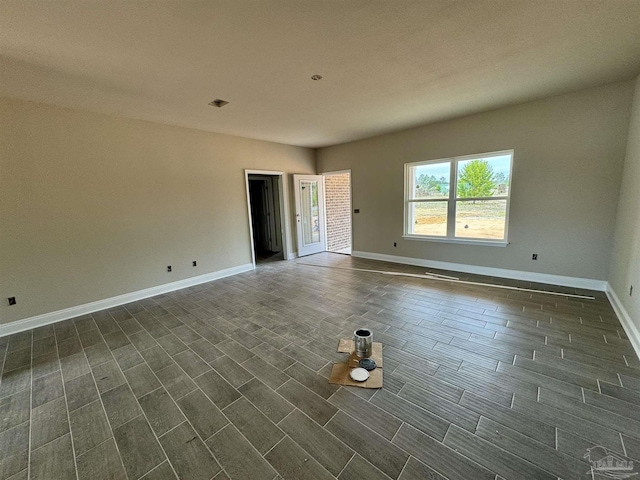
[244,170,290,267]
[294,174,327,257]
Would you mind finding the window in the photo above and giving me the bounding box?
[404,150,513,245]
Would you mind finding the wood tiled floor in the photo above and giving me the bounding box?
[1,252,639,480]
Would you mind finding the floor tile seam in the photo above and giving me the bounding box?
[271,374,335,420]
[464,388,551,437]
[31,341,58,363]
[563,322,624,339]
[264,431,343,480]
[31,362,62,382]
[466,415,595,479]
[212,361,259,390]
[395,455,412,480]
[272,406,300,432]
[1,357,33,378]
[60,359,92,385]
[115,326,228,478]
[219,394,244,413]
[474,411,561,450]
[623,354,640,368]
[617,372,630,389]
[249,344,298,371]
[389,420,406,444]
[136,384,167,402]
[620,432,628,458]
[107,402,180,480]
[283,404,362,467]
[386,346,458,373]
[200,418,233,445]
[449,335,529,359]
[334,451,358,479]
[5,468,29,480]
[494,360,598,394]
[250,333,293,352]
[210,420,279,477]
[55,336,81,480]
[72,435,114,462]
[439,420,524,479]
[401,371,492,408]
[91,367,129,397]
[285,360,337,391]
[444,314,490,330]
[511,395,628,445]
[367,387,382,403]
[330,388,405,438]
[25,332,34,480]
[260,433,288,458]
[432,340,513,366]
[328,404,413,459]
[538,388,640,433]
[153,417,189,440]
[216,382,292,441]
[391,387,477,433]
[23,420,71,452]
[76,321,138,480]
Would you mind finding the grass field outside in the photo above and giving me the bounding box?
[411,200,507,239]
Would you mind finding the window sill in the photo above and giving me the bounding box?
[402,235,509,247]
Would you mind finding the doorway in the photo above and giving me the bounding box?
[323,171,352,255]
[294,174,327,257]
[247,173,284,264]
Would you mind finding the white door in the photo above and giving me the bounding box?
[294,174,326,257]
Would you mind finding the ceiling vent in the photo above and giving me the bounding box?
[208,99,229,108]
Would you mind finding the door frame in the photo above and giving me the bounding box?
[321,169,353,255]
[248,176,282,253]
[293,174,327,257]
[244,170,291,268]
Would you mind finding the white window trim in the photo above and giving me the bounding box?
[403,150,513,246]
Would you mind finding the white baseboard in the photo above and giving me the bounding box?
[286,251,298,260]
[0,263,255,338]
[351,251,607,291]
[606,284,640,361]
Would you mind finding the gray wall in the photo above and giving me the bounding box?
[609,74,640,329]
[317,81,634,281]
[0,98,315,324]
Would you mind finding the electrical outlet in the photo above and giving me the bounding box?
[7,297,16,306]
[393,242,397,247]
[167,265,172,272]
[630,285,634,297]
[192,261,197,267]
[354,209,360,213]
[532,254,538,261]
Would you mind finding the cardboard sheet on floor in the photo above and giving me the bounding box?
[329,339,383,389]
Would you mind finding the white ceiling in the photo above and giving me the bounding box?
[2,1,640,148]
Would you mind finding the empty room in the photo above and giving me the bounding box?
[2,1,640,479]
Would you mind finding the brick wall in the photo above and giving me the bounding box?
[325,173,352,252]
